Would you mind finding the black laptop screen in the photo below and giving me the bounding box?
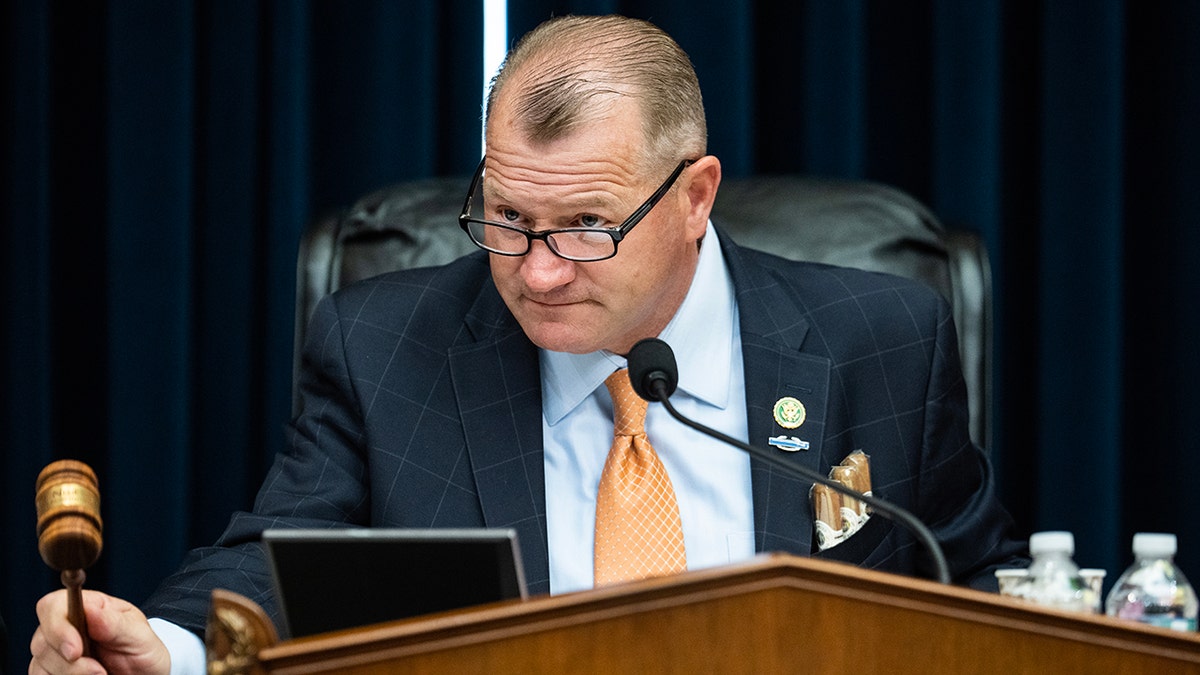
[262,528,527,639]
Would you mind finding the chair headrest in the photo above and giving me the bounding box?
[713,176,952,301]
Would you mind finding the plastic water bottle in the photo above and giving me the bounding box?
[1105,533,1198,631]
[1016,531,1095,613]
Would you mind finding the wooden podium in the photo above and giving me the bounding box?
[206,554,1200,674]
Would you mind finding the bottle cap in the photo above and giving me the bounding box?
[1029,530,1075,556]
[1132,532,1177,558]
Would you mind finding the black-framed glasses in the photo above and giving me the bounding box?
[458,157,695,262]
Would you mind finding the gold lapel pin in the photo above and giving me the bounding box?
[772,396,806,429]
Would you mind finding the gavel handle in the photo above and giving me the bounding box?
[62,569,92,658]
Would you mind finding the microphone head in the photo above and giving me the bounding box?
[627,338,678,400]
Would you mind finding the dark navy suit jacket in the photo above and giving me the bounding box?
[143,230,1025,636]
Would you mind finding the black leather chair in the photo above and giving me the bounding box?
[295,175,992,451]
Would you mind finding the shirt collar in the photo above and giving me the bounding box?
[541,221,736,425]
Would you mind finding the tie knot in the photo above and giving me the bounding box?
[605,369,647,436]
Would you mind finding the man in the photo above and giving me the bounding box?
[31,15,1025,674]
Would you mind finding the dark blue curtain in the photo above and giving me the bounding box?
[1,2,481,670]
[3,1,1198,671]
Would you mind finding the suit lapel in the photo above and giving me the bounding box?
[448,282,551,594]
[720,233,832,557]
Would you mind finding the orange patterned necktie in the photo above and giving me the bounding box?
[594,368,687,585]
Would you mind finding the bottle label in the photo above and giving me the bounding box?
[1142,616,1198,632]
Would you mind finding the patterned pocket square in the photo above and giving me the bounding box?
[811,450,872,551]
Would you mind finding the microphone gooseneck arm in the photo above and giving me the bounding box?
[629,338,951,585]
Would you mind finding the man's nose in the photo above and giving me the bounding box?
[520,239,576,291]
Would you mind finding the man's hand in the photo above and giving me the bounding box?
[30,589,172,675]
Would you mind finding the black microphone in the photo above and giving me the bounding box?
[626,337,951,585]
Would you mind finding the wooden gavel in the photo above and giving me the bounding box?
[35,460,103,658]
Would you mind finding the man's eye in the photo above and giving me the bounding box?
[578,214,602,228]
[501,209,521,222]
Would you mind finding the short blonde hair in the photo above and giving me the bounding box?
[486,15,707,171]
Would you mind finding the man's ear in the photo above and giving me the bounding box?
[680,155,721,238]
